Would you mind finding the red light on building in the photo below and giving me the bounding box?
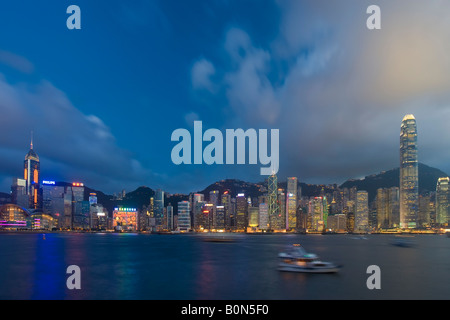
[72,182,84,187]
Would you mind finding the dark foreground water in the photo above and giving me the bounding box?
[0,232,449,300]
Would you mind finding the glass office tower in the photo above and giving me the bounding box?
[399,114,418,229]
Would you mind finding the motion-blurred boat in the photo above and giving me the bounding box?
[390,236,417,247]
[277,244,341,273]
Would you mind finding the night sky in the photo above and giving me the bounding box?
[1,0,450,195]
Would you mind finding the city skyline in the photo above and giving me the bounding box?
[1,1,450,195]
[4,111,450,233]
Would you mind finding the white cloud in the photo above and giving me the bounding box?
[191,58,216,92]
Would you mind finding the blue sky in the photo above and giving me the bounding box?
[1,1,450,195]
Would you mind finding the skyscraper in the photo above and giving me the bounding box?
[154,189,164,230]
[24,137,40,209]
[236,193,248,231]
[436,177,450,226]
[177,201,191,232]
[400,114,419,229]
[286,177,297,230]
[355,191,369,233]
[267,173,278,230]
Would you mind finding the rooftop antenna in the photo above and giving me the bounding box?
[30,131,34,149]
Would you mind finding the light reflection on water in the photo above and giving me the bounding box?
[0,232,449,299]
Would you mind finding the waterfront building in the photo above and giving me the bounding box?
[376,188,389,230]
[154,189,164,230]
[258,203,269,230]
[11,178,28,208]
[0,204,31,229]
[23,138,40,209]
[327,214,347,233]
[214,205,225,230]
[236,193,248,231]
[248,206,259,231]
[418,193,432,228]
[71,182,88,229]
[31,212,55,230]
[221,192,232,229]
[400,114,419,228]
[355,191,369,233]
[113,207,137,231]
[308,197,325,232]
[177,201,191,232]
[167,204,174,230]
[90,203,108,230]
[436,177,450,226]
[286,177,297,230]
[267,173,278,230]
[276,189,286,230]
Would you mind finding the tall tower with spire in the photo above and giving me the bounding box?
[400,114,418,229]
[267,172,278,230]
[24,132,40,209]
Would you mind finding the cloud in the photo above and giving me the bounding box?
[191,59,216,92]
[190,0,450,184]
[0,74,154,193]
[0,50,34,74]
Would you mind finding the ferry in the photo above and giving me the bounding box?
[277,244,341,273]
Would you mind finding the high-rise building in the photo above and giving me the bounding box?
[400,114,419,229]
[177,201,191,232]
[258,203,269,230]
[355,191,369,233]
[436,177,450,226]
[11,178,28,208]
[221,192,232,229]
[90,203,108,230]
[209,190,219,207]
[71,183,88,229]
[248,206,259,230]
[154,189,164,230]
[276,189,286,230]
[167,204,174,230]
[236,193,248,231]
[388,187,400,228]
[267,173,278,230]
[308,197,325,232]
[418,193,432,228]
[376,188,389,230]
[89,193,98,205]
[24,137,40,209]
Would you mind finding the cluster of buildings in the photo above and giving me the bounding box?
[1,114,450,233]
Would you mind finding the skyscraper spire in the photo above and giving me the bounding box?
[30,131,33,150]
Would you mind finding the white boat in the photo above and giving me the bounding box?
[277,244,341,273]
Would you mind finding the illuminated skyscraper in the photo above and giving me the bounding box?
[236,193,248,231]
[355,191,369,233]
[24,136,40,209]
[267,173,278,230]
[154,189,164,230]
[436,177,450,226]
[286,177,297,230]
[400,114,418,229]
[376,188,389,230]
[177,201,191,232]
[258,203,269,230]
